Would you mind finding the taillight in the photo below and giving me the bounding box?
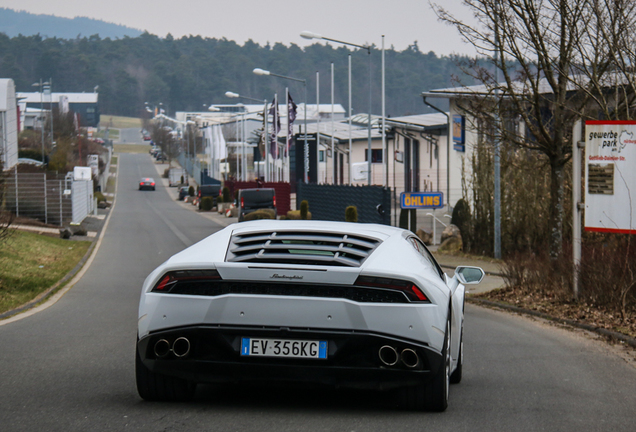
[240,197,244,209]
[151,182,155,186]
[354,276,430,302]
[273,195,276,208]
[151,270,221,293]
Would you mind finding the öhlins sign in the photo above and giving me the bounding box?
[400,192,443,209]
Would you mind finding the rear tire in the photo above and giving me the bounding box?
[425,317,450,412]
[399,314,450,411]
[135,346,196,402]
[450,325,463,384]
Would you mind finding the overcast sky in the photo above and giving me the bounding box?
[1,0,479,56]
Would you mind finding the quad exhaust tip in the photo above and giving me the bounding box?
[154,339,171,358]
[378,345,399,366]
[400,348,420,368]
[172,337,191,358]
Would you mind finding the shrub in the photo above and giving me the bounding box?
[222,186,231,203]
[451,198,471,251]
[94,192,106,203]
[188,186,194,197]
[243,209,276,221]
[217,195,224,204]
[286,210,312,220]
[163,168,170,178]
[345,206,358,222]
[200,196,214,211]
[18,148,44,161]
[180,175,184,185]
[300,200,309,220]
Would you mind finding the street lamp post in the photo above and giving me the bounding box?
[32,79,50,164]
[226,91,268,181]
[301,31,373,185]
[253,68,308,183]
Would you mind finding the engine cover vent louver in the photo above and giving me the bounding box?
[226,230,381,267]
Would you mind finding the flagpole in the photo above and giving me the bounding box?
[331,61,335,184]
[348,53,352,185]
[316,71,320,183]
[285,87,289,183]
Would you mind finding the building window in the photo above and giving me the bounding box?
[86,107,95,113]
[364,149,383,163]
[319,150,325,162]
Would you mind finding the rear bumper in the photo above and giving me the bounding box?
[137,325,443,390]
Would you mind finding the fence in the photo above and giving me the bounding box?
[2,170,94,227]
[296,182,392,225]
[3,171,73,226]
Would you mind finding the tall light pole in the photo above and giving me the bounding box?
[32,79,49,164]
[301,31,373,185]
[226,91,268,182]
[253,68,308,183]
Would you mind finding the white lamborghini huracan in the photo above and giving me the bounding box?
[136,220,484,411]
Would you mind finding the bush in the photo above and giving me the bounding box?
[286,210,312,220]
[451,198,471,251]
[222,186,231,203]
[300,200,309,220]
[200,196,214,211]
[18,148,44,161]
[243,209,276,221]
[217,195,224,204]
[188,185,194,197]
[94,192,106,203]
[345,206,358,222]
[163,168,170,178]
[180,175,184,185]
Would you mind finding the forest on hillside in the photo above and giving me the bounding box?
[0,32,478,118]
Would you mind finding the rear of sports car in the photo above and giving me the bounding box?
[136,221,455,410]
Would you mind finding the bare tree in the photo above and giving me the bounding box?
[433,0,636,259]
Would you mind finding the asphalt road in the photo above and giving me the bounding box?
[119,127,145,144]
[1,153,636,431]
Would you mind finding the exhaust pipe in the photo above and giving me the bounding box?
[172,337,191,358]
[401,348,420,368]
[154,339,171,358]
[378,345,399,366]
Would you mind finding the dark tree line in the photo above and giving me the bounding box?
[0,32,475,118]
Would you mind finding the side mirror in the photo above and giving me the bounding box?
[455,266,485,285]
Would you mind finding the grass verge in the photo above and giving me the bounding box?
[0,231,91,315]
[114,144,149,154]
[101,115,142,129]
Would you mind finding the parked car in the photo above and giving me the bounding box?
[135,220,484,410]
[237,188,276,222]
[155,153,167,162]
[197,184,221,210]
[150,146,160,156]
[178,186,189,201]
[139,177,155,191]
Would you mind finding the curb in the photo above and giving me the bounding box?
[468,297,636,349]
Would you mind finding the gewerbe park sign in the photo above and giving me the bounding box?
[585,120,636,234]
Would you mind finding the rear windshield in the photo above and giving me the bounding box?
[242,190,274,208]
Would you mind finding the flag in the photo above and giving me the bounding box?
[215,125,227,159]
[268,95,280,158]
[286,93,297,156]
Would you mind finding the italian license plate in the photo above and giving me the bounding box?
[241,338,327,359]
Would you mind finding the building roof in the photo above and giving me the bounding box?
[0,78,15,111]
[17,92,99,104]
[386,113,448,131]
